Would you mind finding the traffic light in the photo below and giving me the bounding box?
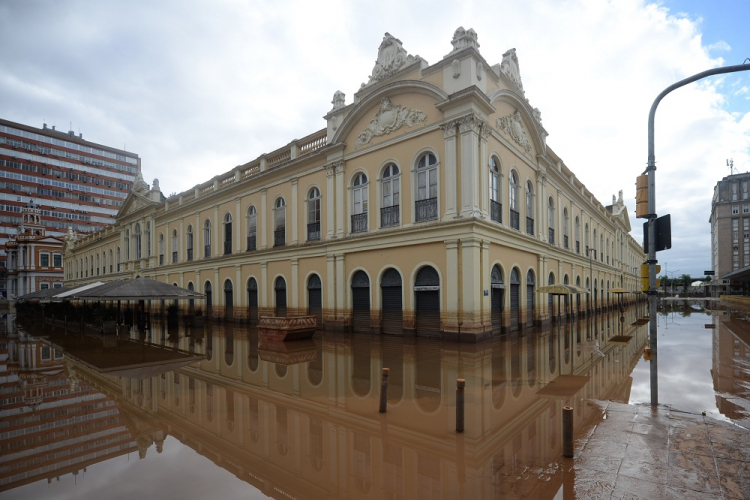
[639,264,661,291]
[636,174,649,218]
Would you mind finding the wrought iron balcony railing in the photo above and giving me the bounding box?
[526,217,534,236]
[510,209,520,230]
[247,235,256,251]
[308,222,321,240]
[416,198,438,222]
[351,213,367,233]
[491,200,502,223]
[274,228,285,247]
[381,205,399,227]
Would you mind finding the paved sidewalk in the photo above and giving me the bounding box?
[574,401,750,499]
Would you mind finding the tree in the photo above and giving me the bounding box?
[679,274,692,295]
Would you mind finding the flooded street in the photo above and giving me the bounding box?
[3,301,750,499]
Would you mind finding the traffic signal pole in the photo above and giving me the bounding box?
[646,62,750,406]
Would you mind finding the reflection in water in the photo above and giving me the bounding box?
[2,306,675,499]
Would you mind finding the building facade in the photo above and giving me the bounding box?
[64,28,643,341]
[709,172,750,293]
[4,202,65,298]
[0,118,140,272]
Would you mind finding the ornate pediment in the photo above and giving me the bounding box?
[367,33,416,84]
[497,110,533,155]
[117,192,154,219]
[356,98,426,147]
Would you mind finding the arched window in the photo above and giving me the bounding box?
[600,235,604,262]
[247,207,257,251]
[116,247,120,271]
[509,171,520,230]
[526,270,535,325]
[490,157,501,223]
[593,229,598,260]
[172,229,178,263]
[134,224,142,260]
[84,257,88,277]
[96,254,100,275]
[274,198,286,247]
[224,213,232,255]
[146,222,152,257]
[109,249,113,273]
[351,174,368,233]
[101,252,105,274]
[275,276,287,316]
[381,163,400,227]
[204,219,212,257]
[563,208,569,249]
[159,233,164,265]
[548,197,555,244]
[125,229,130,260]
[585,223,590,255]
[415,153,437,222]
[224,279,234,320]
[308,187,321,240]
[187,225,194,260]
[204,281,213,317]
[525,181,534,236]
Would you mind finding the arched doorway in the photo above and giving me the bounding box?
[526,270,535,326]
[575,276,581,314]
[247,278,258,324]
[351,271,370,332]
[547,272,555,319]
[224,280,233,320]
[307,274,322,327]
[563,275,570,316]
[490,265,504,335]
[275,277,287,317]
[415,266,440,336]
[188,282,195,314]
[205,281,213,318]
[510,268,520,332]
[380,268,403,335]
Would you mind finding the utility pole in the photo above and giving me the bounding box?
[645,61,750,406]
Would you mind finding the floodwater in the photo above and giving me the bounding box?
[2,300,749,499]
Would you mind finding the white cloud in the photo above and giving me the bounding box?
[1,0,748,276]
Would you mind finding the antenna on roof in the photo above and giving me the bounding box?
[728,158,737,175]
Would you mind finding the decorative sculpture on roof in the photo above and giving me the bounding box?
[497,110,533,155]
[331,90,345,110]
[500,48,524,92]
[133,170,149,192]
[356,97,427,147]
[450,27,480,52]
[367,33,415,84]
[64,226,78,244]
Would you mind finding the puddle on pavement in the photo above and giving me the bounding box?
[2,300,747,499]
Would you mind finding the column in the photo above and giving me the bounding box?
[291,179,299,245]
[261,262,268,313]
[335,254,345,319]
[260,189,268,249]
[461,238,484,334]
[213,205,219,253]
[326,165,335,239]
[479,125,490,217]
[326,254,336,322]
[458,115,482,217]
[335,162,345,238]
[235,198,242,254]
[444,239,459,333]
[291,258,299,312]
[441,121,458,218]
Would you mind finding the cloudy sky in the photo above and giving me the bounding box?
[1,0,748,278]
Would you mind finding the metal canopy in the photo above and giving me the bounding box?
[17,286,72,302]
[74,278,205,301]
[537,284,589,295]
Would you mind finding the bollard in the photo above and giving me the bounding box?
[562,406,574,458]
[456,378,465,433]
[379,368,389,413]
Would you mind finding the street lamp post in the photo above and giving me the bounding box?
[646,61,750,406]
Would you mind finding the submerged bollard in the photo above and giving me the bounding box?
[379,368,389,413]
[563,406,574,458]
[456,378,465,433]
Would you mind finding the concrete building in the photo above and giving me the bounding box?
[0,118,140,280]
[64,28,643,340]
[709,172,750,293]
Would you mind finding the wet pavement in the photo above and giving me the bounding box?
[566,400,750,499]
[4,301,750,499]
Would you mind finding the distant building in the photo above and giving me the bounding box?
[4,201,65,298]
[0,118,140,295]
[64,28,643,340]
[709,172,750,293]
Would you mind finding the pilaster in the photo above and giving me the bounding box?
[444,239,459,332]
[441,122,458,218]
[334,162,345,238]
[458,115,483,217]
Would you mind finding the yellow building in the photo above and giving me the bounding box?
[64,28,643,341]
